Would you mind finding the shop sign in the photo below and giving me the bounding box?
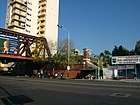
[112,56,140,64]
[108,66,118,70]
[109,65,134,70]
[118,65,134,70]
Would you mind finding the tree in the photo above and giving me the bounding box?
[70,54,84,65]
[129,49,136,55]
[135,40,140,55]
[103,50,111,67]
[99,50,111,68]
[112,45,129,56]
[47,40,57,55]
[57,38,74,55]
[112,46,118,56]
[45,38,83,70]
[46,54,67,70]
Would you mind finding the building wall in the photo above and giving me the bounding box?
[6,0,28,33]
[5,0,59,54]
[52,70,81,79]
[45,0,59,54]
[27,0,38,36]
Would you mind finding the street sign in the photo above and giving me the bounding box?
[67,66,70,70]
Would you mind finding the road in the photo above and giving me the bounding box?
[0,76,140,105]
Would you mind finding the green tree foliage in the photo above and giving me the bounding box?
[112,45,129,56]
[135,40,140,55]
[46,38,83,70]
[99,50,111,68]
[103,50,111,67]
[129,49,136,55]
[70,54,84,65]
[112,41,140,56]
[46,54,67,70]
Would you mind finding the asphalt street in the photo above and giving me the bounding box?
[0,76,140,105]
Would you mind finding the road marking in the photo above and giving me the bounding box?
[110,93,131,97]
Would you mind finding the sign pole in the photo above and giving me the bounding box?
[125,65,127,79]
[135,64,137,78]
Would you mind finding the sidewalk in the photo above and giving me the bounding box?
[121,79,140,83]
[0,76,140,83]
[95,78,140,83]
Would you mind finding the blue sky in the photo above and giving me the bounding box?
[0,0,140,54]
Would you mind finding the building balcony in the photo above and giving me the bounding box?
[38,12,46,17]
[38,33,45,37]
[12,16,26,23]
[11,15,19,20]
[39,2,46,7]
[38,23,45,27]
[8,22,25,29]
[11,0,27,6]
[38,17,46,21]
[13,4,20,9]
[13,10,20,14]
[38,6,46,11]
[12,28,18,32]
[40,22,45,27]
[12,11,26,18]
[37,28,45,33]
[11,22,19,26]
[39,0,46,3]
[37,31,45,37]
[13,4,27,12]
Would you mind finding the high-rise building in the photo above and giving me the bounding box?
[5,0,59,54]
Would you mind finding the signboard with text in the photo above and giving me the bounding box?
[0,34,18,54]
[109,65,135,70]
[112,56,140,64]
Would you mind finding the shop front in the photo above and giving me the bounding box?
[112,55,140,79]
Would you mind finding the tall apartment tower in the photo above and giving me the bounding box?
[5,0,59,54]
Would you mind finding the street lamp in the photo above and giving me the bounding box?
[57,24,70,71]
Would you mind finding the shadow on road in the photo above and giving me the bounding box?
[0,86,34,105]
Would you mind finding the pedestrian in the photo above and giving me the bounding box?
[38,72,40,78]
[99,70,103,79]
[60,73,64,79]
[40,69,44,78]
[134,73,137,81]
[55,73,58,79]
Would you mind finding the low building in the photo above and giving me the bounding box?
[111,56,140,79]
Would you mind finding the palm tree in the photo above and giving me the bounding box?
[100,50,111,68]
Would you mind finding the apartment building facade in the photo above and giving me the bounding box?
[5,0,59,54]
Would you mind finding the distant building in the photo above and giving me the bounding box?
[5,0,59,54]
[83,48,98,69]
[73,49,82,55]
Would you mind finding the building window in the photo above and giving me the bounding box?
[26,24,31,27]
[20,11,26,15]
[26,29,30,33]
[27,12,31,16]
[28,2,32,5]
[19,22,25,27]
[26,18,31,22]
[27,7,32,11]
[19,16,24,21]
[20,5,27,10]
